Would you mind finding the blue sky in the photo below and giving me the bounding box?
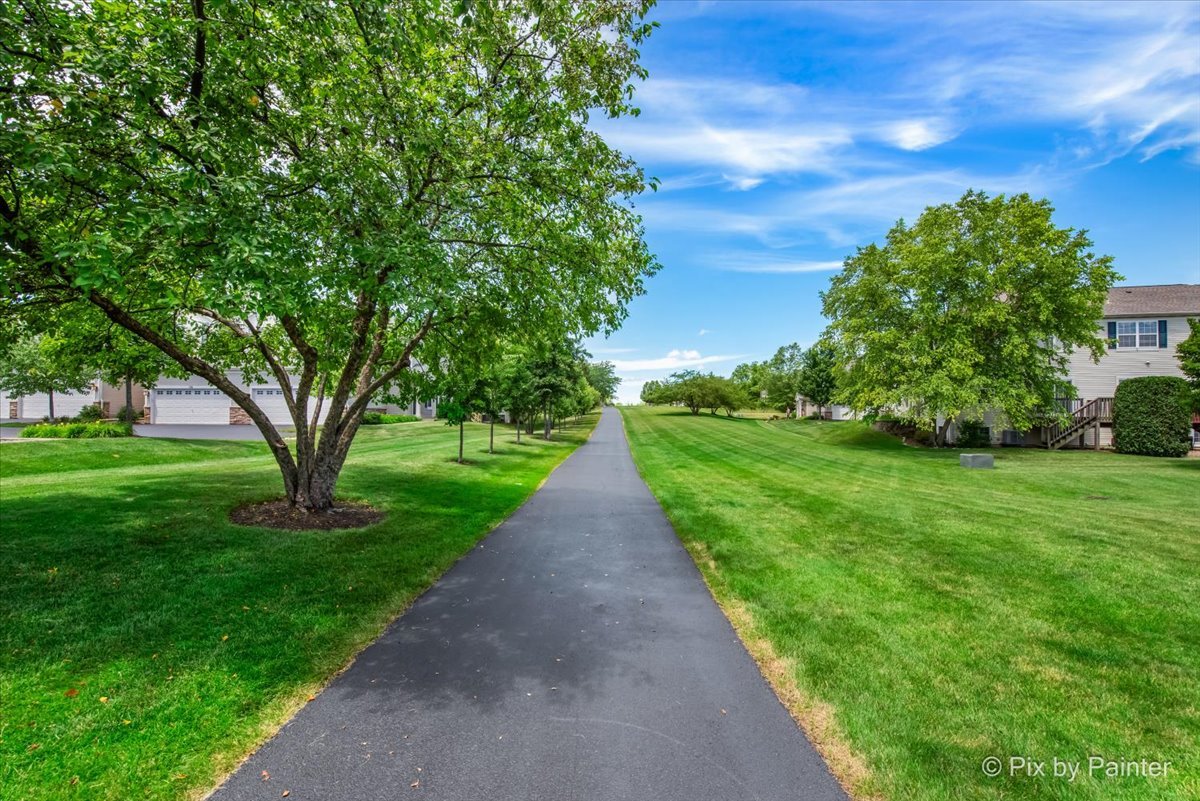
[584,0,1200,403]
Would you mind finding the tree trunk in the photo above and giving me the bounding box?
[935,420,952,447]
[458,420,464,463]
[516,416,521,443]
[489,419,494,454]
[48,389,55,420]
[543,405,551,440]
[124,370,134,421]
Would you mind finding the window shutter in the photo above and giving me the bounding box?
[1159,319,1168,348]
[1107,321,1117,349]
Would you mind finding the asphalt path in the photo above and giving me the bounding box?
[210,406,848,801]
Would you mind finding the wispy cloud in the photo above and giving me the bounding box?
[697,328,712,336]
[723,259,844,275]
[612,348,746,372]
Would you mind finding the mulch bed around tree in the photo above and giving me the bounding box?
[229,499,385,531]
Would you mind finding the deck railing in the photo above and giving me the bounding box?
[1044,397,1113,449]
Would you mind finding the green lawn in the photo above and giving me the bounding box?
[621,406,1199,801]
[0,416,596,800]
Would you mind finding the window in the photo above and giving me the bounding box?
[1115,320,1158,349]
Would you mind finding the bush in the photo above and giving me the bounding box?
[1112,376,1192,457]
[361,412,420,425]
[75,404,105,422]
[116,405,142,423]
[20,421,133,439]
[955,419,991,448]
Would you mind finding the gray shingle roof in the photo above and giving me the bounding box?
[1104,284,1200,317]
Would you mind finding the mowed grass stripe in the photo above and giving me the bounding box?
[0,415,597,801]
[621,406,1199,801]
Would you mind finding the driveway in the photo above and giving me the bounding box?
[209,407,848,801]
[133,424,291,441]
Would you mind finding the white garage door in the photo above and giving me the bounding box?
[21,389,97,420]
[153,387,230,424]
[252,387,328,426]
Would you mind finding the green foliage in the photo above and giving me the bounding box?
[0,336,94,402]
[361,412,420,425]
[1112,376,1192,457]
[729,360,770,408]
[115,405,142,423]
[585,361,620,405]
[1176,318,1200,411]
[20,421,132,439]
[1,0,658,508]
[954,419,991,448]
[642,371,741,416]
[796,342,838,414]
[640,379,671,405]
[765,343,804,411]
[74,404,105,423]
[822,190,1120,445]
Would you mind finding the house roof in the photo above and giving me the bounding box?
[1104,284,1200,317]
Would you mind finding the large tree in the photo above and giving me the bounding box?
[1,0,658,509]
[822,190,1119,445]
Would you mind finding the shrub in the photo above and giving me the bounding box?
[361,412,420,425]
[955,419,991,448]
[1112,376,1191,457]
[75,404,105,422]
[20,422,133,439]
[116,405,142,423]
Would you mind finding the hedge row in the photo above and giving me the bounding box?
[19,422,133,439]
[1112,376,1192,457]
[361,412,421,425]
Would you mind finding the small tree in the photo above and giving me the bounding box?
[1112,376,1192,457]
[0,336,95,420]
[1176,318,1200,412]
[666,370,704,415]
[822,190,1120,445]
[640,379,668,405]
[796,343,838,419]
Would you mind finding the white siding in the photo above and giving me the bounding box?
[1066,315,1191,400]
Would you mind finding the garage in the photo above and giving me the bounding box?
[17,388,99,420]
[251,387,329,426]
[151,387,231,425]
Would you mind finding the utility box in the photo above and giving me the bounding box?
[960,453,994,469]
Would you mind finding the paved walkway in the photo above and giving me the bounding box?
[211,407,847,801]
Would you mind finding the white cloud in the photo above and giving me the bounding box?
[697,328,712,336]
[612,349,746,372]
[880,119,957,151]
[603,123,852,181]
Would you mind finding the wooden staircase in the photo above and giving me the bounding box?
[1044,397,1113,450]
